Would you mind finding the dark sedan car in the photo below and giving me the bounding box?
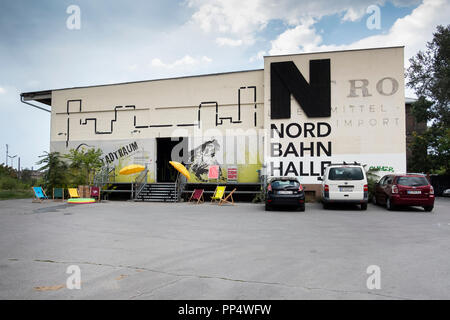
[265,177,305,211]
[373,174,435,212]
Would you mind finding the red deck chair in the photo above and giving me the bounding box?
[188,189,204,204]
[90,186,101,202]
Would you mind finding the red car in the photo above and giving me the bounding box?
[373,174,435,212]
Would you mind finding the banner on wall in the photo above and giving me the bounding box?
[51,139,155,183]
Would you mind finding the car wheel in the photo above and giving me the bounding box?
[423,206,433,212]
[386,197,394,211]
[322,202,329,209]
[265,204,272,211]
[298,204,305,212]
[372,195,377,205]
[361,203,367,211]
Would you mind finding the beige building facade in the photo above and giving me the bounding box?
[22,46,406,193]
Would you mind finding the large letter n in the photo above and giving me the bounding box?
[270,59,331,119]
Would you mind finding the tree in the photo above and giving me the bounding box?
[65,147,103,186]
[19,169,33,184]
[0,164,17,178]
[406,25,450,174]
[36,152,69,192]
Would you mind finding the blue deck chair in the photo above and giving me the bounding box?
[32,187,48,203]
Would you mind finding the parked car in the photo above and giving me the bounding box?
[265,177,305,211]
[443,189,450,197]
[318,163,368,210]
[373,174,435,212]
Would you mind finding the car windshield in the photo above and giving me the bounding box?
[271,180,299,189]
[328,167,364,180]
[397,176,429,186]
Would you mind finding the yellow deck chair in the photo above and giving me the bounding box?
[210,186,226,203]
[68,188,80,198]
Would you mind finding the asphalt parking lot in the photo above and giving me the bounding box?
[0,198,449,299]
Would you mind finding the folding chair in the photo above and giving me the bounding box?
[188,189,204,204]
[68,188,80,198]
[210,186,226,204]
[90,186,101,202]
[53,188,64,202]
[219,188,236,206]
[32,187,48,203]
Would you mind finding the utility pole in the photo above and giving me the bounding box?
[6,144,18,170]
[8,154,17,169]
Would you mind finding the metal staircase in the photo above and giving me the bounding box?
[93,165,115,186]
[135,182,177,202]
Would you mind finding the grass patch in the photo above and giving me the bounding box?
[0,189,34,200]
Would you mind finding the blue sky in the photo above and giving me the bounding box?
[1,0,449,169]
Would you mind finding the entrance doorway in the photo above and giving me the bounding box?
[156,137,188,182]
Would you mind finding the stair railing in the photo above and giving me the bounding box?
[134,166,149,200]
[94,165,116,186]
[175,173,186,202]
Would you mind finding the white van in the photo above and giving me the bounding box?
[318,163,368,210]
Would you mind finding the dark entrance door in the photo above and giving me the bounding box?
[156,137,188,182]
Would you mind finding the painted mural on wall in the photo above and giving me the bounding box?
[55,83,264,184]
[61,85,258,148]
[188,139,226,182]
[184,134,263,184]
[51,139,156,183]
[52,135,263,184]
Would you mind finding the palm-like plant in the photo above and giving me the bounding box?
[64,147,103,186]
[36,152,69,193]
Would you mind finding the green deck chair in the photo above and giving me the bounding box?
[210,186,226,203]
[53,188,64,201]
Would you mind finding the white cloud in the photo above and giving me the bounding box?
[188,0,269,36]
[268,0,450,63]
[151,58,166,68]
[0,87,5,94]
[269,18,322,55]
[187,0,422,44]
[201,56,213,63]
[150,55,212,69]
[349,0,450,63]
[216,37,243,46]
[342,7,364,22]
[249,50,266,62]
[265,0,449,97]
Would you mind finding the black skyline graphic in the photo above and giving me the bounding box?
[63,86,258,147]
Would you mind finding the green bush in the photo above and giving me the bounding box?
[365,168,380,201]
[35,148,104,193]
[0,190,34,200]
[0,175,30,191]
[0,165,34,200]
